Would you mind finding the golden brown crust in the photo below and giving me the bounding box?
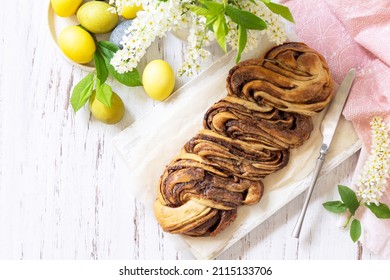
[204,96,313,150]
[154,156,263,236]
[154,42,333,237]
[226,42,334,115]
[184,130,289,180]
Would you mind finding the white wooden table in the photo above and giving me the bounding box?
[0,0,380,260]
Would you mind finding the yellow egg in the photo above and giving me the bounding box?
[58,25,96,64]
[51,0,82,17]
[142,60,175,101]
[121,4,143,19]
[89,92,125,125]
[77,1,119,34]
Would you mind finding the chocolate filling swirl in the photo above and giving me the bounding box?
[204,96,313,150]
[154,42,333,236]
[227,42,334,115]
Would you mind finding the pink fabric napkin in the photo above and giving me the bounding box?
[281,0,390,259]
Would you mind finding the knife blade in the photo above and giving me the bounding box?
[321,68,356,153]
[291,68,356,238]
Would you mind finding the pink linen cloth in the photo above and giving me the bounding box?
[280,0,390,258]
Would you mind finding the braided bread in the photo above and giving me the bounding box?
[204,96,313,150]
[154,42,333,236]
[227,42,333,115]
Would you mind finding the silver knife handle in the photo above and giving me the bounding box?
[291,147,327,238]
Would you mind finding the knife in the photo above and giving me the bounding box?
[291,68,356,238]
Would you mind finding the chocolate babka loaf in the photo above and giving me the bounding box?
[154,42,333,236]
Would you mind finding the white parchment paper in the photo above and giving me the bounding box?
[112,33,361,259]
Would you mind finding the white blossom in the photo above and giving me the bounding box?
[109,0,288,76]
[355,117,390,205]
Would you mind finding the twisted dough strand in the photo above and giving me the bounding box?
[154,42,333,236]
[227,42,334,115]
[204,96,313,150]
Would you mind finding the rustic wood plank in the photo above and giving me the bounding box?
[0,0,384,261]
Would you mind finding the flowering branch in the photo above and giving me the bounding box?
[355,117,390,205]
[323,117,390,242]
[108,0,293,76]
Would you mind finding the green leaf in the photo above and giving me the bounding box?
[98,41,120,58]
[106,60,142,87]
[323,200,347,214]
[94,51,109,84]
[188,5,219,30]
[70,73,95,112]
[264,2,295,23]
[350,219,361,242]
[205,14,219,31]
[338,185,360,215]
[365,202,390,219]
[213,15,228,53]
[95,79,113,107]
[236,25,247,63]
[188,5,212,17]
[98,41,142,87]
[226,5,267,30]
[199,0,224,13]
